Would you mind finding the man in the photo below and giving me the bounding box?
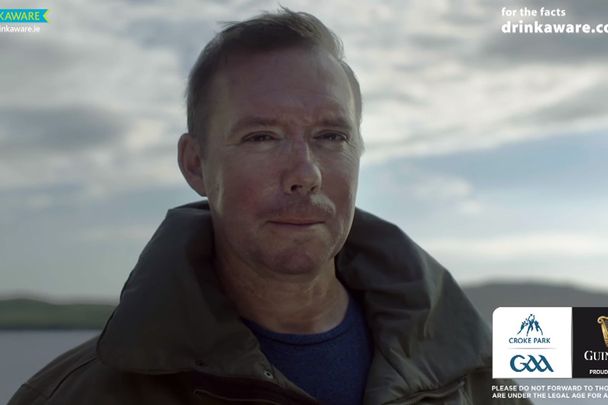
[9,9,529,405]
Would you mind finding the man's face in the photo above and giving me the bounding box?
[199,46,362,278]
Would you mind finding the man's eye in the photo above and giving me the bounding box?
[316,132,348,142]
[244,133,275,142]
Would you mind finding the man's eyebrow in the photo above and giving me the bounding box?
[228,115,355,135]
[228,117,280,135]
[317,116,355,132]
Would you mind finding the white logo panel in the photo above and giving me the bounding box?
[493,307,572,378]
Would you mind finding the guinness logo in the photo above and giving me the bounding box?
[597,316,608,348]
[572,308,608,378]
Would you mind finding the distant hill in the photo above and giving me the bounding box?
[0,298,115,330]
[1,281,607,329]
[463,281,608,325]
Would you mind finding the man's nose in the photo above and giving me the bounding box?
[282,140,322,195]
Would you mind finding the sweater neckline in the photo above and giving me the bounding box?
[241,294,358,345]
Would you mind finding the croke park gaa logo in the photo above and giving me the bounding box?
[517,314,543,337]
[510,354,554,373]
[493,307,572,378]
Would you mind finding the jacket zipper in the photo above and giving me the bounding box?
[391,379,466,404]
[194,387,282,404]
[191,372,320,405]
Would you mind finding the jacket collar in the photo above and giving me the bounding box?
[97,201,491,403]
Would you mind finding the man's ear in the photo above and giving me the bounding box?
[178,133,207,196]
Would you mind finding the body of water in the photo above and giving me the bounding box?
[0,330,99,404]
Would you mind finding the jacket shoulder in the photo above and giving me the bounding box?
[9,336,98,404]
[9,336,198,405]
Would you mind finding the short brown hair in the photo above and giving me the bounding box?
[186,8,362,148]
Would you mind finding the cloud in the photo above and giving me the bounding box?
[0,35,78,85]
[4,0,607,170]
[424,232,608,260]
[0,0,191,197]
[406,130,608,198]
[481,33,608,66]
[517,82,608,125]
[337,0,608,162]
[1,0,605,203]
[0,105,129,153]
[357,159,483,220]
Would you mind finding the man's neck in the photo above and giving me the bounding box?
[216,256,349,335]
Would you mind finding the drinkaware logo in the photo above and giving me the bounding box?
[0,9,48,23]
[510,354,554,373]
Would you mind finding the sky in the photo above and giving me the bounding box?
[1,0,607,301]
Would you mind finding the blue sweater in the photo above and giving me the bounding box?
[244,295,373,404]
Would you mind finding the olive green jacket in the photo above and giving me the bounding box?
[9,202,530,404]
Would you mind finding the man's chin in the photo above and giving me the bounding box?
[262,251,334,279]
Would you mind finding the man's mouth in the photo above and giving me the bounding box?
[268,218,325,226]
[265,201,334,228]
